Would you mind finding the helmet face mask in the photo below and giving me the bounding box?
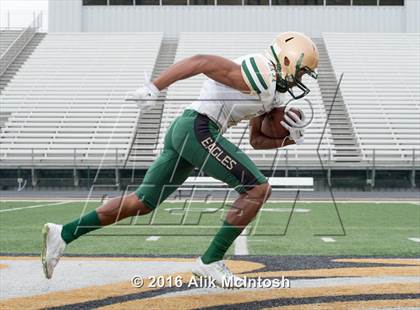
[275,66,318,100]
[268,32,319,100]
[289,66,318,100]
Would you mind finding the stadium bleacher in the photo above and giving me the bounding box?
[0,31,418,169]
[0,32,162,167]
[323,33,420,166]
[159,32,334,168]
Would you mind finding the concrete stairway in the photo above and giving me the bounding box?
[0,30,19,55]
[0,33,46,91]
[0,30,22,55]
[0,33,46,128]
[126,37,179,167]
[314,38,362,163]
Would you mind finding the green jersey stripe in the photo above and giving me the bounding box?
[250,57,268,90]
[241,61,261,94]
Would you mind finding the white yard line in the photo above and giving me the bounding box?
[407,237,420,243]
[164,208,310,213]
[261,208,310,213]
[2,199,419,204]
[321,237,336,243]
[234,228,249,255]
[164,208,220,213]
[0,198,103,202]
[146,236,161,241]
[163,199,420,204]
[0,201,72,213]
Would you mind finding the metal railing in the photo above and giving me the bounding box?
[0,148,128,167]
[85,0,404,7]
[0,13,41,76]
[0,147,418,168]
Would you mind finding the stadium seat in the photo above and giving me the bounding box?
[0,32,163,166]
[323,33,420,165]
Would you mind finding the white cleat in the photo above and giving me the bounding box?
[41,223,66,279]
[192,257,245,289]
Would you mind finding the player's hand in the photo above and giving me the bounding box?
[280,107,306,145]
[125,81,160,111]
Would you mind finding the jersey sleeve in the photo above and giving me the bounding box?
[240,54,276,96]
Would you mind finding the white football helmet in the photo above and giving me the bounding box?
[266,32,319,100]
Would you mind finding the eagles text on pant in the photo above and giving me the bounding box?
[201,137,237,171]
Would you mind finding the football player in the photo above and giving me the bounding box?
[42,32,318,287]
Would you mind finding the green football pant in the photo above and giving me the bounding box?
[135,109,267,210]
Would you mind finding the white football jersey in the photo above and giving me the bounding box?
[188,54,287,133]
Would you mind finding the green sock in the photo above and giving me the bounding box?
[201,221,243,264]
[61,210,102,244]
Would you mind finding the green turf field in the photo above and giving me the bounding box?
[0,200,419,256]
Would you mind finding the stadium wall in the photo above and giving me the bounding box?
[1,168,418,191]
[49,0,420,36]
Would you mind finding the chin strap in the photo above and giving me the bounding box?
[280,135,304,147]
[280,136,288,148]
[294,136,305,145]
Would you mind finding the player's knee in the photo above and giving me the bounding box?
[127,193,153,215]
[259,182,272,202]
[126,193,140,208]
[248,182,271,202]
[264,182,272,201]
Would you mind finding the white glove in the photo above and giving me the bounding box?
[125,81,160,111]
[280,106,306,145]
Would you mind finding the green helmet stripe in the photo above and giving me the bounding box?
[270,45,283,79]
[270,45,280,64]
[296,52,304,73]
[250,57,268,90]
[241,60,261,94]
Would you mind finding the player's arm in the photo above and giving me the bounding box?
[249,115,295,150]
[153,54,250,93]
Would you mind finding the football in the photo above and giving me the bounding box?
[261,107,301,139]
